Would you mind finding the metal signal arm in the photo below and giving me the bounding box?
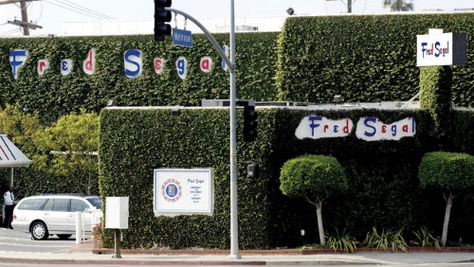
[166,8,234,71]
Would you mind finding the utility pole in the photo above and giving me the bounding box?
[4,0,42,35]
[0,0,37,4]
[19,0,29,35]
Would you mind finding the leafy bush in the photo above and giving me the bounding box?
[326,229,357,253]
[98,107,474,249]
[364,227,408,252]
[280,155,347,245]
[276,14,474,107]
[418,151,474,246]
[280,155,348,200]
[0,33,278,124]
[420,66,453,140]
[99,108,278,249]
[413,226,441,248]
[419,152,474,191]
[0,106,99,197]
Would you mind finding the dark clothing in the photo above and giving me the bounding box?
[3,205,14,229]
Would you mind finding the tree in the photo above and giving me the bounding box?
[33,110,99,194]
[280,155,348,245]
[0,104,42,155]
[383,0,414,11]
[418,152,474,246]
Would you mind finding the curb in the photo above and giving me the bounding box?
[0,258,385,266]
[0,258,266,266]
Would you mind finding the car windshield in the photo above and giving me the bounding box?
[86,197,101,209]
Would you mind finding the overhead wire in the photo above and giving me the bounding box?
[43,0,106,20]
[45,0,112,20]
[0,28,22,36]
[56,0,112,19]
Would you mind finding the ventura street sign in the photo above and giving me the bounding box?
[153,168,214,217]
[172,28,193,48]
[416,30,467,67]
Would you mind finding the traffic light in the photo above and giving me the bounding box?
[243,105,257,142]
[154,0,172,43]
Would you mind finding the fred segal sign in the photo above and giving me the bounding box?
[295,115,416,142]
[416,30,467,67]
[154,168,214,217]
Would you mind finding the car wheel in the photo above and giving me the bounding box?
[31,221,48,240]
[57,234,72,240]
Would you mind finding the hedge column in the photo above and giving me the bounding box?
[419,66,453,144]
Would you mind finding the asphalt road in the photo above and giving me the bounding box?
[0,227,76,253]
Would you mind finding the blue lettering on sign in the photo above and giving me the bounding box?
[421,42,428,58]
[9,49,28,79]
[60,59,73,76]
[421,41,450,58]
[124,49,143,78]
[61,61,68,71]
[175,57,188,80]
[434,42,441,57]
[308,116,322,137]
[363,117,377,137]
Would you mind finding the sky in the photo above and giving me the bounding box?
[1,0,474,36]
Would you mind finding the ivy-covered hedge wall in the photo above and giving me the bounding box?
[0,32,278,124]
[276,14,474,107]
[99,108,278,249]
[100,107,474,248]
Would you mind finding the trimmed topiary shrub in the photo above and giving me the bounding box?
[280,155,348,245]
[418,151,474,246]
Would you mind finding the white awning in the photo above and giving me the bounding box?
[0,134,32,168]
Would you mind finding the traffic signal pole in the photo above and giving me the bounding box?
[166,2,240,259]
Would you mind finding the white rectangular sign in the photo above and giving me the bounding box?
[417,32,467,67]
[417,32,453,66]
[153,168,214,217]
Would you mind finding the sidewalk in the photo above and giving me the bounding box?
[0,240,474,266]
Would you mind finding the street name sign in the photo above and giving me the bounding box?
[172,28,193,48]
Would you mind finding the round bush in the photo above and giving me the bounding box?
[280,155,348,200]
[418,152,474,191]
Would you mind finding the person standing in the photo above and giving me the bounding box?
[3,186,15,229]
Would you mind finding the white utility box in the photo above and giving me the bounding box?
[105,197,129,229]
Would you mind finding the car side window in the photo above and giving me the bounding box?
[70,199,89,212]
[18,199,48,210]
[42,199,53,211]
[52,199,70,212]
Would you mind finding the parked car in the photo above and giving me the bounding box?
[12,194,102,240]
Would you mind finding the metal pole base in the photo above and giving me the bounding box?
[228,254,242,260]
[112,229,122,259]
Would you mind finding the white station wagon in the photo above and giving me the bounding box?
[12,194,102,240]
